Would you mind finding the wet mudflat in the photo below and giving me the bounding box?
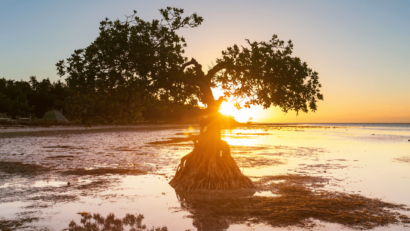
[0,124,410,230]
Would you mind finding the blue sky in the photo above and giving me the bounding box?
[1,0,409,122]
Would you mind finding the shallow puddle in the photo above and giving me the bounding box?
[0,124,410,230]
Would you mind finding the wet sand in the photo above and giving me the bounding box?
[0,124,410,230]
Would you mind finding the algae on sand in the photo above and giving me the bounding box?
[175,174,410,230]
[67,213,168,231]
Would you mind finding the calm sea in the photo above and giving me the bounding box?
[303,123,410,128]
[257,123,410,132]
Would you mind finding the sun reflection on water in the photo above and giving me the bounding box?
[0,124,410,230]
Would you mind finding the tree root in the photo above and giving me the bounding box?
[169,136,255,191]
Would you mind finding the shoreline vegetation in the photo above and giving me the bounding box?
[2,6,410,231]
[4,6,324,192]
[0,115,241,130]
[0,76,243,129]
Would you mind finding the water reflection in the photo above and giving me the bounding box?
[1,125,410,230]
[174,175,410,230]
[176,190,255,231]
[67,213,168,231]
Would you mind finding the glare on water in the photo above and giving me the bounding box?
[0,124,409,230]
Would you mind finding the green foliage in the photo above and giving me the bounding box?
[142,96,201,122]
[0,77,69,119]
[213,35,323,113]
[57,7,322,124]
[28,76,67,118]
[56,7,203,124]
[0,78,33,117]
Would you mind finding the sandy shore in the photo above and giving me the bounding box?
[0,124,191,134]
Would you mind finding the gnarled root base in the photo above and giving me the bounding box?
[169,136,255,191]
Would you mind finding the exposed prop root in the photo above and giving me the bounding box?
[169,133,255,191]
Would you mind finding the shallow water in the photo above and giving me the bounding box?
[0,124,410,230]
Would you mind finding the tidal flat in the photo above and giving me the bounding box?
[0,124,410,230]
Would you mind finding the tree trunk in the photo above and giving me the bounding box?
[169,98,255,191]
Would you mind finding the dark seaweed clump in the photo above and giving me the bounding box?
[176,175,410,230]
[0,161,51,176]
[68,212,168,231]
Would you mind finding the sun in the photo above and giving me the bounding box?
[219,102,255,122]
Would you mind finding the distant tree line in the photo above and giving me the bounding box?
[2,7,321,128]
[0,76,213,124]
[0,76,66,119]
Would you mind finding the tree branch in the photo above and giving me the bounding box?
[180,58,197,71]
[181,58,205,76]
[205,62,229,80]
[205,61,250,81]
[180,58,208,87]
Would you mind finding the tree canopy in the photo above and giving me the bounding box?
[27,76,67,118]
[0,76,69,119]
[0,78,33,117]
[56,7,203,124]
[56,7,323,190]
[57,7,322,125]
[215,36,323,112]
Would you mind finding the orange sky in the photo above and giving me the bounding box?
[1,1,409,123]
[217,80,410,123]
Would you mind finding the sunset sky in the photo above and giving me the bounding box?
[1,0,409,123]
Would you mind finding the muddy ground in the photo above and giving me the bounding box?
[0,125,409,231]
